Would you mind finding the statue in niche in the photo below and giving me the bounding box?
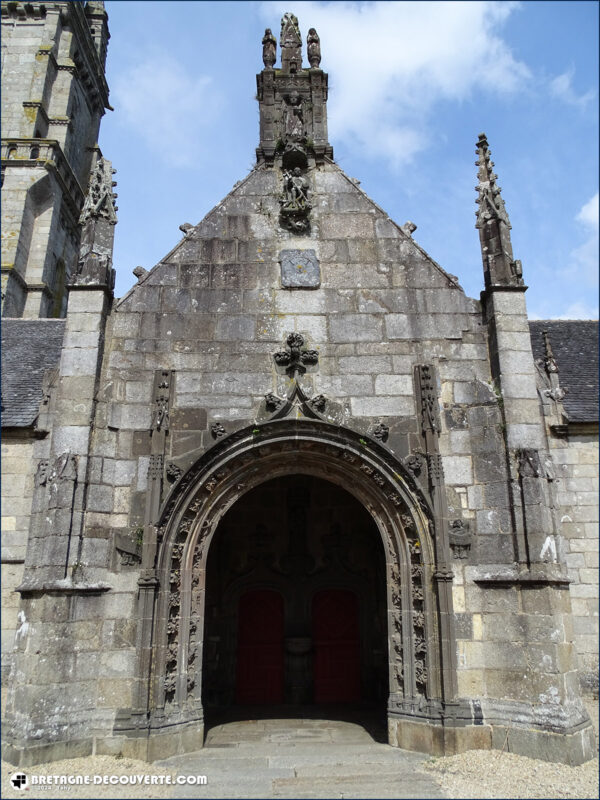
[262,28,276,68]
[284,91,304,140]
[307,28,321,68]
[283,168,310,207]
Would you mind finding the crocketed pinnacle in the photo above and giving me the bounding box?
[475,133,511,230]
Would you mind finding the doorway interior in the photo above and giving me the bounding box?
[201,475,388,731]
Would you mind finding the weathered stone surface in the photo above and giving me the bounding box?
[1,9,596,771]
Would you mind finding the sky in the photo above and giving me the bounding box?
[100,1,599,319]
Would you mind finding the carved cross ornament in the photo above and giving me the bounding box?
[264,334,328,421]
[274,333,318,377]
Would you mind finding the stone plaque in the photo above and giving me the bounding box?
[280,249,320,288]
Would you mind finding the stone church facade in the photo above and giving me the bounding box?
[1,4,598,767]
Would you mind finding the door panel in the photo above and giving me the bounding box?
[313,589,360,703]
[236,589,284,704]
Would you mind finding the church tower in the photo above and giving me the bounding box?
[1,0,111,318]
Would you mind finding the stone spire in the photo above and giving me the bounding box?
[256,13,333,166]
[280,11,302,73]
[475,133,523,289]
[72,156,117,290]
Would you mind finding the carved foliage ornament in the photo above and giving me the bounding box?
[372,423,389,443]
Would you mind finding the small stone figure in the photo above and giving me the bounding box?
[307,28,321,68]
[284,91,304,140]
[283,168,310,207]
[262,28,276,68]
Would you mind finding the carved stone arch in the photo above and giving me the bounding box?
[122,419,464,756]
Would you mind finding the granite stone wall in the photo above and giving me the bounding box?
[2,159,594,766]
[0,437,33,712]
[552,434,599,692]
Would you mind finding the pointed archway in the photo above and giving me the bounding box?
[119,418,474,759]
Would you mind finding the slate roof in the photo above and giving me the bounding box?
[1,319,65,428]
[529,320,599,424]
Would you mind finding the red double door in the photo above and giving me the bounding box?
[235,588,360,705]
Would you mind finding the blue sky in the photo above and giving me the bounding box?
[100,1,599,319]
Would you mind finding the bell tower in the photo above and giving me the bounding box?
[256,12,333,167]
[1,0,111,318]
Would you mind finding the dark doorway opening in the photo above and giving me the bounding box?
[202,475,387,723]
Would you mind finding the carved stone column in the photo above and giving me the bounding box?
[131,369,173,722]
[415,364,458,705]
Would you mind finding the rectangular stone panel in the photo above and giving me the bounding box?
[280,249,321,288]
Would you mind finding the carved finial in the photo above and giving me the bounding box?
[542,330,559,374]
[79,158,118,225]
[401,221,417,237]
[475,133,523,288]
[307,28,321,68]
[475,133,510,229]
[262,28,277,68]
[132,266,147,281]
[280,12,302,72]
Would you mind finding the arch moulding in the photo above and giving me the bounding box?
[115,418,488,761]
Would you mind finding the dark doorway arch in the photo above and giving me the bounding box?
[202,475,387,713]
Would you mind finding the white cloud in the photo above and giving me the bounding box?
[112,51,222,168]
[566,193,599,288]
[555,302,599,320]
[260,1,530,168]
[577,192,599,229]
[550,68,596,108]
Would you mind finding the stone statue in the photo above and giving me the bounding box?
[283,168,310,207]
[262,28,276,68]
[284,91,303,140]
[307,28,321,68]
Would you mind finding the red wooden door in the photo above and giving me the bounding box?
[313,589,360,703]
[236,589,284,704]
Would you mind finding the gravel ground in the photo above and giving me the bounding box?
[427,698,599,799]
[425,750,599,799]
